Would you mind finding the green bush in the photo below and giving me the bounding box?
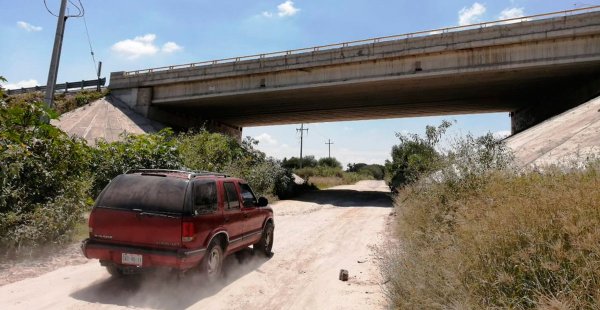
[90,129,182,196]
[318,157,342,168]
[385,120,452,188]
[0,100,92,249]
[282,155,318,169]
[179,132,295,199]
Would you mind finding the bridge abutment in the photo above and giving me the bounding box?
[111,82,242,140]
[511,77,600,134]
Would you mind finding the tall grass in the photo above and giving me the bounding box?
[383,161,600,308]
[295,166,373,189]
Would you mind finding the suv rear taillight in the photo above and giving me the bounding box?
[182,222,196,242]
[88,213,94,235]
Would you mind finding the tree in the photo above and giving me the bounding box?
[346,163,367,172]
[318,157,342,168]
[282,156,317,169]
[386,120,452,188]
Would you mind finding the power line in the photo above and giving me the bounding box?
[82,12,97,74]
[43,0,84,18]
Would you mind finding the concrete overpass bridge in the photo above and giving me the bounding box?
[109,7,600,138]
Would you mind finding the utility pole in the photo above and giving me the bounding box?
[44,0,69,108]
[325,139,334,159]
[96,61,102,92]
[296,123,309,168]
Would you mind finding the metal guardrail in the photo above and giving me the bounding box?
[5,78,106,95]
[123,5,600,77]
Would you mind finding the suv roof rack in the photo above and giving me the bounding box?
[126,169,229,179]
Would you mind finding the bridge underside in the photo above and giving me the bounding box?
[149,62,600,129]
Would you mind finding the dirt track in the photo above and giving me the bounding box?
[0,180,392,310]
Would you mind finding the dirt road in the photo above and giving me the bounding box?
[0,180,392,310]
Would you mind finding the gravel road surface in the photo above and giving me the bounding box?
[0,180,392,310]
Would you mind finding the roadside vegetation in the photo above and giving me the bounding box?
[283,155,384,189]
[0,82,294,254]
[5,89,107,115]
[382,121,600,309]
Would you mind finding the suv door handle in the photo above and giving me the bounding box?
[224,217,230,223]
[244,213,249,218]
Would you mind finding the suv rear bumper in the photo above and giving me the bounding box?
[81,239,205,270]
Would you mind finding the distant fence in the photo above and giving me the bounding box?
[5,77,106,95]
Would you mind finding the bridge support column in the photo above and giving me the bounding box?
[511,77,600,134]
[111,86,153,117]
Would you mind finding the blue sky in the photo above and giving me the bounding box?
[1,0,596,167]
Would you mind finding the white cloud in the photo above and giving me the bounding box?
[262,1,299,18]
[499,7,525,20]
[112,34,183,59]
[458,2,486,26]
[2,79,39,90]
[255,133,278,145]
[112,34,159,59]
[162,42,183,53]
[278,1,299,17]
[17,21,42,32]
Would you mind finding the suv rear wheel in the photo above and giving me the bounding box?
[202,240,224,282]
[254,222,274,257]
[105,264,124,277]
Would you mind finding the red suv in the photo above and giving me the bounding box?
[81,169,274,280]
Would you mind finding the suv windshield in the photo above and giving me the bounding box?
[97,174,188,214]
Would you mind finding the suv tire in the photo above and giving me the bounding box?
[105,264,124,277]
[202,240,224,282]
[254,222,274,257]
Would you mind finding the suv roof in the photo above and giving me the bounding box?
[126,169,229,180]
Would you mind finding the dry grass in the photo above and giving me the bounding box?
[383,165,600,309]
[308,173,371,189]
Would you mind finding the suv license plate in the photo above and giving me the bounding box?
[122,253,143,266]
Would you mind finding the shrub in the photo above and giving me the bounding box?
[180,132,295,199]
[178,130,243,172]
[282,156,318,169]
[318,157,342,168]
[0,100,92,249]
[4,90,107,115]
[386,120,452,189]
[90,129,182,196]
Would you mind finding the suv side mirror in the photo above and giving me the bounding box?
[257,197,268,207]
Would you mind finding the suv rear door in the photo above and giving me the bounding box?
[222,181,245,250]
[90,174,185,248]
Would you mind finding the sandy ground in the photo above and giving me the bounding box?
[0,180,393,310]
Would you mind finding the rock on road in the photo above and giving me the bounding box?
[0,180,393,310]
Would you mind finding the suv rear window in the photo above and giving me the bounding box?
[193,180,217,214]
[96,174,188,214]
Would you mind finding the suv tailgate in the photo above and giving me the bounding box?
[90,174,188,248]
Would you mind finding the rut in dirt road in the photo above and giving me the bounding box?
[0,180,393,310]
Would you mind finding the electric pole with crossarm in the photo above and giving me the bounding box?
[326,139,334,159]
[296,124,309,168]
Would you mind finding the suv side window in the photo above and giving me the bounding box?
[223,182,240,209]
[192,180,217,215]
[239,183,257,207]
